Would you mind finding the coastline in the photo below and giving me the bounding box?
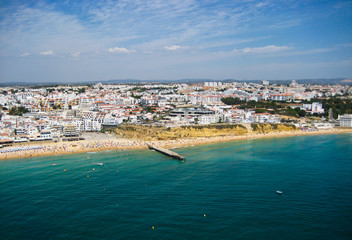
[1,128,351,161]
[151,128,352,149]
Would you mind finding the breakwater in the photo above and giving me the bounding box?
[147,143,185,160]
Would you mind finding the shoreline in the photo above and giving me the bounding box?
[151,128,352,149]
[1,128,351,161]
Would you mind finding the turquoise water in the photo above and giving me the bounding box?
[1,134,352,240]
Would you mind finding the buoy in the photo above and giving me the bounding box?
[152,226,155,230]
[64,169,67,172]
[87,175,90,178]
[203,214,206,217]
[93,168,95,171]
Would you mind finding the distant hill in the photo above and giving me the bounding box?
[0,78,351,87]
[268,78,351,85]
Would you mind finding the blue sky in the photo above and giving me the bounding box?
[1,0,352,83]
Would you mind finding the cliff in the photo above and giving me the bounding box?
[115,124,248,141]
[251,123,297,133]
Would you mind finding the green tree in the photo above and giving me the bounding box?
[9,106,29,116]
[221,97,244,105]
[78,88,86,93]
[254,109,267,113]
[296,108,306,117]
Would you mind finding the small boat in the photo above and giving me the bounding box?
[94,162,104,166]
[276,190,283,195]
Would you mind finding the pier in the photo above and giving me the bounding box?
[147,144,185,160]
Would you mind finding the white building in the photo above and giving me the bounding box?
[82,119,101,131]
[28,127,39,136]
[262,80,269,86]
[338,114,352,127]
[51,130,61,139]
[38,130,53,140]
[205,82,219,87]
[301,102,324,114]
[198,114,219,124]
[311,102,324,114]
[140,97,157,105]
[252,114,281,123]
[270,94,293,101]
[312,122,333,129]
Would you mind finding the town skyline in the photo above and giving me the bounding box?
[1,0,352,83]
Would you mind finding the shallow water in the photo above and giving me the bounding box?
[1,134,351,239]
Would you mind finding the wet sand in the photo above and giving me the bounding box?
[0,128,351,161]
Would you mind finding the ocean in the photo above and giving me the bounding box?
[0,134,351,240]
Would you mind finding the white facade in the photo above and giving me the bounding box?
[311,102,324,114]
[51,130,61,139]
[198,115,219,124]
[82,119,101,131]
[252,114,281,123]
[204,82,222,87]
[301,102,324,114]
[38,131,52,140]
[312,122,333,129]
[270,94,293,101]
[339,114,352,127]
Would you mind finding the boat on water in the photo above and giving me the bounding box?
[94,162,104,166]
[276,190,283,195]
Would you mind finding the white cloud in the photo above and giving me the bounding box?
[20,53,30,57]
[336,43,352,48]
[269,19,301,29]
[40,50,55,56]
[282,48,334,56]
[256,2,269,8]
[0,4,109,57]
[233,45,291,54]
[107,47,135,54]
[164,45,188,51]
[71,51,81,58]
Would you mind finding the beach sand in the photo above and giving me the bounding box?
[1,128,351,161]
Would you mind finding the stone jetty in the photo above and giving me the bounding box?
[147,143,185,160]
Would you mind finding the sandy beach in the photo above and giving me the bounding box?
[1,128,351,161]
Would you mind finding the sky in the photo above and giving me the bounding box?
[0,0,352,83]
